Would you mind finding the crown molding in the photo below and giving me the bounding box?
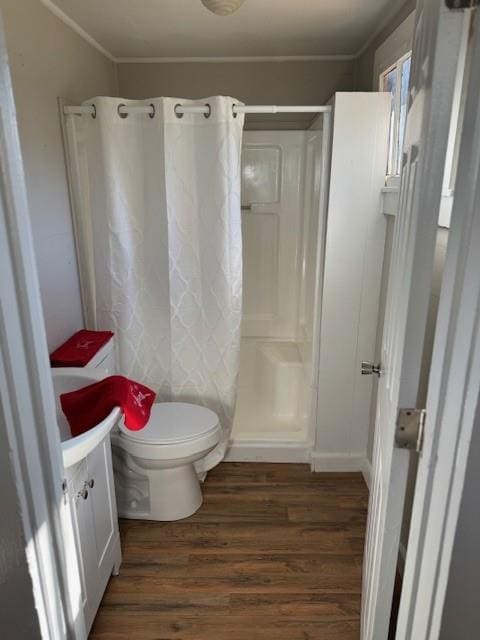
[116,54,357,63]
[41,0,412,66]
[40,0,116,62]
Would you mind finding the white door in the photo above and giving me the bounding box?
[397,6,480,638]
[361,1,468,638]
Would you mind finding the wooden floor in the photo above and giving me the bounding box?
[90,463,368,640]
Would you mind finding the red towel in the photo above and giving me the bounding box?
[50,330,114,367]
[60,375,156,437]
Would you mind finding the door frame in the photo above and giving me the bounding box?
[0,12,85,640]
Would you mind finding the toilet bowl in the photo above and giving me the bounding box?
[111,402,221,521]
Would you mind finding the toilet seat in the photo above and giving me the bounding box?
[119,402,219,445]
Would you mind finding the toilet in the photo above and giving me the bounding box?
[111,403,220,520]
[80,335,221,521]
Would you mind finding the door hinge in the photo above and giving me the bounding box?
[446,0,479,9]
[395,408,426,453]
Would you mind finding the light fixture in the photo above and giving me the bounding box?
[200,0,246,16]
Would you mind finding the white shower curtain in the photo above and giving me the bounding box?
[65,96,244,472]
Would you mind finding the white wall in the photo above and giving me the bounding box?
[117,60,355,130]
[0,0,118,351]
[313,92,390,470]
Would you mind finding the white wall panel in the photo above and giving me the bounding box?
[299,131,323,370]
[242,213,279,320]
[241,131,306,339]
[314,92,390,464]
[241,146,281,205]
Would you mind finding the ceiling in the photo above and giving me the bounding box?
[45,0,405,61]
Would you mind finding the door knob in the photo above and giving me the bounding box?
[361,361,382,377]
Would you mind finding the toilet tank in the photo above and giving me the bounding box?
[86,336,116,375]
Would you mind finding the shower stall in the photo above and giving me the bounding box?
[61,95,388,470]
[61,100,331,466]
[230,123,330,461]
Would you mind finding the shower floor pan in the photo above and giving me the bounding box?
[232,340,310,443]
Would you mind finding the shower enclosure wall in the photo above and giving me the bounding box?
[230,129,327,460]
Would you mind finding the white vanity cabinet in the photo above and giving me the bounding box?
[66,434,121,633]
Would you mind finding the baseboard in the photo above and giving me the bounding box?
[360,458,372,490]
[310,451,371,482]
[225,447,373,479]
[225,441,312,463]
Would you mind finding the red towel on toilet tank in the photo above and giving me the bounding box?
[60,375,156,437]
[50,330,114,367]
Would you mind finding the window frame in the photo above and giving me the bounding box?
[379,50,412,178]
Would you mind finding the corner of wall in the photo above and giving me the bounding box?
[354,0,417,91]
[114,59,120,97]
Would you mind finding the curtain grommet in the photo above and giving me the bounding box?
[90,104,97,119]
[148,103,155,119]
[232,103,238,118]
[117,103,128,119]
[174,103,184,119]
[204,103,211,119]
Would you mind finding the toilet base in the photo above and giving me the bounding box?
[110,426,220,522]
[148,463,203,521]
[113,455,203,521]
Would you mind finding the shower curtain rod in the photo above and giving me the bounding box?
[63,104,332,117]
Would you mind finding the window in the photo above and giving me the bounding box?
[380,52,411,176]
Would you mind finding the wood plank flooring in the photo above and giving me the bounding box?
[90,463,368,640]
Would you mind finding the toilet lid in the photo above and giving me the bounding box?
[119,402,219,445]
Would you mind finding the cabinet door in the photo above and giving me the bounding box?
[68,438,121,634]
[69,461,97,627]
[87,436,119,574]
